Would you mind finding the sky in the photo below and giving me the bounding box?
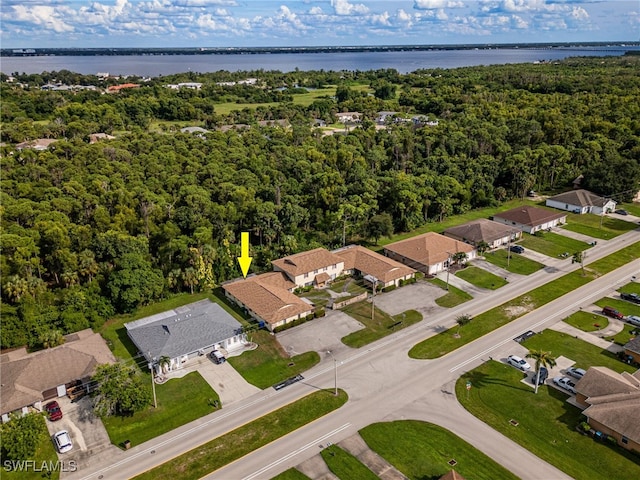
[1,1,638,49]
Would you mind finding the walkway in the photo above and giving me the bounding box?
[549,321,624,353]
[556,226,600,243]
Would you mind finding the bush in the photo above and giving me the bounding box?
[314,308,326,318]
[580,421,591,432]
[382,285,396,293]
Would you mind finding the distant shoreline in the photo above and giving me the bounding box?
[2,42,638,57]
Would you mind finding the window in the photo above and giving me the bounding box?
[304,273,309,278]
[314,269,318,274]
[622,436,628,444]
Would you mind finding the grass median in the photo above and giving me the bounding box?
[409,241,640,359]
[456,359,640,480]
[133,389,348,480]
[360,420,519,480]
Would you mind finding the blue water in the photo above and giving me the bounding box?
[1,46,637,76]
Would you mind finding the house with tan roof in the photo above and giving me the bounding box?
[0,329,115,422]
[223,273,314,332]
[546,189,616,215]
[383,232,476,275]
[15,138,57,151]
[492,206,567,234]
[574,366,640,452]
[333,245,415,288]
[623,336,640,364]
[443,219,521,249]
[272,248,344,288]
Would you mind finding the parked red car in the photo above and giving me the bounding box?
[45,401,63,421]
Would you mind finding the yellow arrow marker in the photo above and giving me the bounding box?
[237,231,252,278]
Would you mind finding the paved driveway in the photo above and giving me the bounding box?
[276,310,364,357]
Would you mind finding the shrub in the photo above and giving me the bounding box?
[314,308,326,318]
[382,285,396,293]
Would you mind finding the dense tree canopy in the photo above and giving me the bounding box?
[1,56,639,349]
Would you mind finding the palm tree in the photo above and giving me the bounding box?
[455,314,472,336]
[158,356,171,375]
[452,251,468,266]
[572,251,586,275]
[526,349,557,394]
[476,241,490,256]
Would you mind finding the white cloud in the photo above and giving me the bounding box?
[571,6,589,20]
[414,0,464,9]
[309,6,323,15]
[371,11,391,26]
[436,9,448,20]
[12,5,74,33]
[331,0,369,16]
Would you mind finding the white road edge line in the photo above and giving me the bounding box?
[241,423,352,480]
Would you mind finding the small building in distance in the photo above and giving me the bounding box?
[492,206,566,234]
[545,189,616,215]
[383,232,476,275]
[15,138,57,151]
[443,219,521,249]
[89,133,116,144]
[124,299,245,373]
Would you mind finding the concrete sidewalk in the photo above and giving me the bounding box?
[555,226,600,243]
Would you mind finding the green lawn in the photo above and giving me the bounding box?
[102,371,219,448]
[360,421,519,480]
[298,288,332,308]
[561,212,637,240]
[619,282,640,295]
[1,415,60,480]
[329,278,367,295]
[519,231,591,258]
[228,330,320,389]
[619,202,640,217]
[604,323,640,346]
[457,361,640,480]
[409,241,640,359]
[521,329,636,374]
[373,199,539,249]
[271,469,310,480]
[482,248,545,275]
[428,278,473,307]
[341,302,422,348]
[320,445,378,480]
[563,311,609,332]
[133,390,348,480]
[594,298,640,317]
[456,266,507,290]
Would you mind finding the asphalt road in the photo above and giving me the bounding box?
[68,229,640,480]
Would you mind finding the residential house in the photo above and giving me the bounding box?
[334,112,361,124]
[376,111,397,125]
[106,83,140,93]
[223,272,314,332]
[443,219,521,249]
[15,138,57,151]
[272,248,345,288]
[1,329,115,422]
[492,206,566,234]
[383,232,476,275]
[124,299,245,373]
[89,133,116,144]
[623,336,640,364]
[333,245,416,288]
[180,126,209,135]
[546,189,616,215]
[574,366,640,453]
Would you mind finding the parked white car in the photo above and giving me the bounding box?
[566,367,586,380]
[53,430,73,453]
[627,315,640,327]
[553,376,577,394]
[507,355,531,371]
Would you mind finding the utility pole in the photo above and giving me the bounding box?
[445,253,452,290]
[370,277,378,322]
[148,355,157,408]
[327,350,338,396]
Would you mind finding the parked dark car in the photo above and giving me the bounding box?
[531,367,548,385]
[602,306,624,320]
[509,245,525,254]
[209,349,226,364]
[620,292,640,305]
[615,209,629,215]
[45,401,63,421]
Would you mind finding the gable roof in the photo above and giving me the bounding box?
[583,394,640,444]
[124,299,242,362]
[493,206,566,227]
[1,329,115,415]
[548,189,613,208]
[272,248,344,278]
[444,219,520,244]
[384,232,474,266]
[334,245,415,283]
[576,366,640,398]
[223,274,313,325]
[624,336,640,355]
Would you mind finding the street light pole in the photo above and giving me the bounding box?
[445,252,452,290]
[327,350,338,396]
[148,355,157,408]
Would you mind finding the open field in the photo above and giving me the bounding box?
[360,420,519,480]
[456,266,507,290]
[482,248,545,275]
[102,372,218,448]
[457,360,640,480]
[519,231,591,257]
[133,390,348,480]
[561,213,637,240]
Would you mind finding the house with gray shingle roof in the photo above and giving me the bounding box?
[574,366,640,453]
[546,189,616,215]
[443,219,521,249]
[124,299,245,373]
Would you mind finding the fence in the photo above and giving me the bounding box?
[331,292,368,310]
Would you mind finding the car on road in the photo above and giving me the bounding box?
[602,306,624,320]
[507,354,531,371]
[45,401,63,421]
[627,315,640,327]
[614,209,629,215]
[553,376,577,394]
[566,367,586,380]
[530,367,548,385]
[509,245,525,254]
[620,292,640,304]
[53,430,73,453]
